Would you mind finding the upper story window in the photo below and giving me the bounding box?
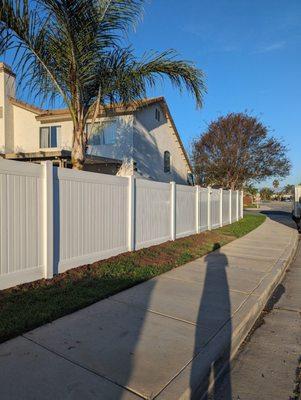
[164,150,171,173]
[40,126,60,148]
[187,173,195,186]
[86,121,116,145]
[86,123,102,145]
[155,108,161,122]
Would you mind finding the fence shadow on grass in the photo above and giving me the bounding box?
[190,244,232,400]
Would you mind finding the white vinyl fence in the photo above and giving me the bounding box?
[294,185,301,217]
[0,159,243,290]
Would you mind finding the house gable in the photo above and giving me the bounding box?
[133,101,191,184]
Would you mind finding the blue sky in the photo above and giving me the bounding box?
[2,0,301,187]
[127,0,301,187]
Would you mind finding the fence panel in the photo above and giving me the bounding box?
[222,190,230,225]
[135,179,171,249]
[54,168,128,273]
[199,188,209,231]
[176,185,196,237]
[0,159,44,289]
[210,189,220,228]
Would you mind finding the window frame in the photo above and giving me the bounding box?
[164,150,171,173]
[155,108,161,122]
[86,122,102,145]
[39,126,60,149]
[86,119,117,146]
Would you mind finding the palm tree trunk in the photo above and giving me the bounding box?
[71,123,86,170]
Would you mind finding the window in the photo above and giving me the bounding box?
[86,123,102,145]
[164,150,171,173]
[40,126,60,148]
[86,121,116,145]
[187,173,195,186]
[155,108,161,122]
[103,122,116,144]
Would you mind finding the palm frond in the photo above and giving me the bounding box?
[0,0,206,168]
[89,48,205,110]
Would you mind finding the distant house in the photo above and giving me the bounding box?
[0,63,193,185]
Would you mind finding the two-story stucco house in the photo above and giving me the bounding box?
[0,63,193,184]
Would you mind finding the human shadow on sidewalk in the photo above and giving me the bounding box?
[190,244,232,400]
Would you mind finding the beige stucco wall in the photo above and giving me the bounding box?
[0,68,15,153]
[0,71,6,153]
[11,111,133,157]
[133,104,190,184]
[13,110,73,153]
[13,106,40,152]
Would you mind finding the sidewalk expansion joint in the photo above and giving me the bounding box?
[156,275,250,295]
[274,306,301,314]
[109,298,198,326]
[21,335,147,400]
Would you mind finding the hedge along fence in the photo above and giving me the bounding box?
[0,158,243,290]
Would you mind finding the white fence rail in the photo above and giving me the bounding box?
[0,159,243,290]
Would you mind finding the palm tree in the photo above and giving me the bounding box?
[272,179,279,190]
[260,187,274,201]
[0,0,205,169]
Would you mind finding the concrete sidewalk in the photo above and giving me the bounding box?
[0,215,298,400]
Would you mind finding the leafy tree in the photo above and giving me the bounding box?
[260,187,274,201]
[272,179,280,189]
[0,0,205,169]
[244,184,258,197]
[282,184,294,195]
[192,112,291,189]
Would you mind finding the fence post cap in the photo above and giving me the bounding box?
[42,160,52,167]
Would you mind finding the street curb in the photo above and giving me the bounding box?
[155,225,299,400]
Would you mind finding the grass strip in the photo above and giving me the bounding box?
[0,213,265,343]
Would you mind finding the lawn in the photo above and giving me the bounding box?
[0,213,266,343]
[244,204,259,209]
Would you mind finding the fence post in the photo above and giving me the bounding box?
[240,190,244,219]
[128,175,136,251]
[229,189,232,224]
[220,188,223,227]
[207,187,211,230]
[43,161,54,279]
[195,185,200,234]
[170,182,176,240]
[236,190,239,221]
